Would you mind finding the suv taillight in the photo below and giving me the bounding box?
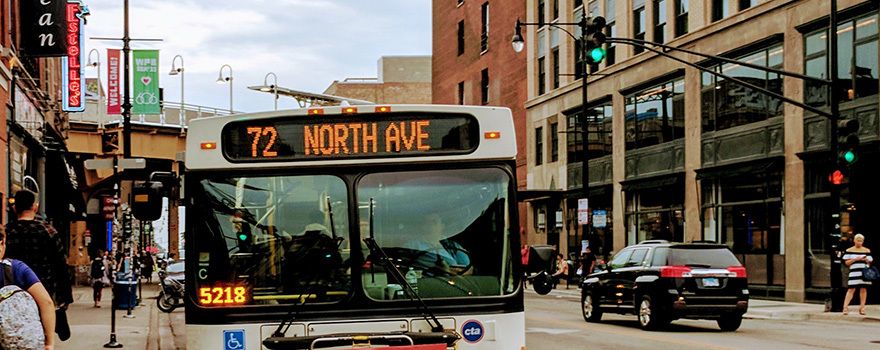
[727,266,747,278]
[660,266,692,278]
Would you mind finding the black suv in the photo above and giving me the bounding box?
[580,241,748,331]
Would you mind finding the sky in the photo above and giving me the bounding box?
[82,0,431,113]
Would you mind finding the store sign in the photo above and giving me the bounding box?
[61,1,87,112]
[20,0,68,56]
[107,49,121,115]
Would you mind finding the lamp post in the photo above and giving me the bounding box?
[87,49,102,128]
[513,17,594,251]
[217,64,233,113]
[261,72,279,111]
[169,55,185,128]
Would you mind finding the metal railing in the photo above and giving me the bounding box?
[71,99,236,129]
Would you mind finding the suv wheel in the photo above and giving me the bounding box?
[717,314,743,331]
[581,292,602,322]
[637,296,668,330]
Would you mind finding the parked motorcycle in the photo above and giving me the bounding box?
[157,260,185,313]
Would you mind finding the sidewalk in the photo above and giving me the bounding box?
[529,287,880,323]
[56,282,184,350]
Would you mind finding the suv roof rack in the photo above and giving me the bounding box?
[688,240,719,244]
[638,240,669,245]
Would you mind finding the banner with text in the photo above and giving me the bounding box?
[20,0,67,56]
[61,1,87,112]
[107,49,121,114]
[132,50,160,115]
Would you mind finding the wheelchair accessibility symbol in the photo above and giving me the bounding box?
[223,329,245,350]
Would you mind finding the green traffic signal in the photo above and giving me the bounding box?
[589,47,606,63]
[238,233,248,241]
[843,149,856,164]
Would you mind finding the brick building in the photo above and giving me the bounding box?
[522,0,879,302]
[323,56,432,104]
[432,0,528,233]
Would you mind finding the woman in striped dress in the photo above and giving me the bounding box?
[842,234,872,315]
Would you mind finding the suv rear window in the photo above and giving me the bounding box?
[652,246,741,268]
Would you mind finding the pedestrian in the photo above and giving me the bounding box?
[5,189,72,341]
[550,254,568,288]
[90,249,111,307]
[842,233,872,315]
[140,250,155,283]
[0,226,57,350]
[578,247,597,276]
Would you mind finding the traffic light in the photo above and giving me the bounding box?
[583,16,607,66]
[829,118,860,186]
[131,181,164,221]
[837,118,860,165]
[232,212,253,249]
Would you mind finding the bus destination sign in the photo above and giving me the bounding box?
[222,113,479,162]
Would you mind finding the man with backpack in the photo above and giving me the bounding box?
[91,249,111,307]
[0,227,57,350]
[5,190,73,341]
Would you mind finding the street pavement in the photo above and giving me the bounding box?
[526,287,880,350]
[56,282,185,350]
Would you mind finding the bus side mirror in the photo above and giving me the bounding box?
[132,181,164,221]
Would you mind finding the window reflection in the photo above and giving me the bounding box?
[625,78,685,150]
[702,44,783,132]
[804,14,878,106]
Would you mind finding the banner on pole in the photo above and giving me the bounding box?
[132,50,160,114]
[107,49,121,114]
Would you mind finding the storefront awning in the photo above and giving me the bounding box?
[620,173,683,192]
[695,157,783,180]
[518,189,569,202]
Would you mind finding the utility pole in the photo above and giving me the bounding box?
[827,0,844,313]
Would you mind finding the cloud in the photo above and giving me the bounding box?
[83,0,430,113]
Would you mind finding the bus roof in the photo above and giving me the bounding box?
[185,104,516,170]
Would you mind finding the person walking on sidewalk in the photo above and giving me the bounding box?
[842,234,872,315]
[90,249,111,307]
[0,227,57,350]
[140,250,155,283]
[5,190,73,340]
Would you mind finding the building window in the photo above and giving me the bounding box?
[538,57,546,95]
[538,0,546,26]
[606,0,616,66]
[633,1,646,54]
[712,0,729,22]
[481,2,489,53]
[738,0,756,10]
[457,0,464,5]
[480,68,489,105]
[551,48,560,89]
[535,126,544,165]
[804,13,879,107]
[574,0,583,9]
[626,183,684,245]
[550,122,559,162]
[552,0,559,21]
[457,81,465,105]
[625,78,685,150]
[573,7,585,78]
[653,0,666,44]
[702,170,784,286]
[567,101,612,164]
[457,20,465,56]
[674,0,688,37]
[702,44,784,132]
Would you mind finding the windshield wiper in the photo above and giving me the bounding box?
[365,198,445,333]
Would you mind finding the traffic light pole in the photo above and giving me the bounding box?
[578,18,591,256]
[827,0,844,312]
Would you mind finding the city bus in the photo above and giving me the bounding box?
[181,105,524,349]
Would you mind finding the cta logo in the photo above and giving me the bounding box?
[461,320,484,343]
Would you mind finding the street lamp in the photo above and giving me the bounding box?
[217,64,233,113]
[169,55,185,128]
[261,72,279,111]
[512,16,603,252]
[87,49,103,128]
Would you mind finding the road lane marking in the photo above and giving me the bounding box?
[527,314,735,350]
[526,327,581,335]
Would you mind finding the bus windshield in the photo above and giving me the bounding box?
[193,175,351,306]
[359,168,516,300]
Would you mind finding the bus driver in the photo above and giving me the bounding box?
[405,213,470,275]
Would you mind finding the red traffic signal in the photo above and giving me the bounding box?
[828,169,846,185]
